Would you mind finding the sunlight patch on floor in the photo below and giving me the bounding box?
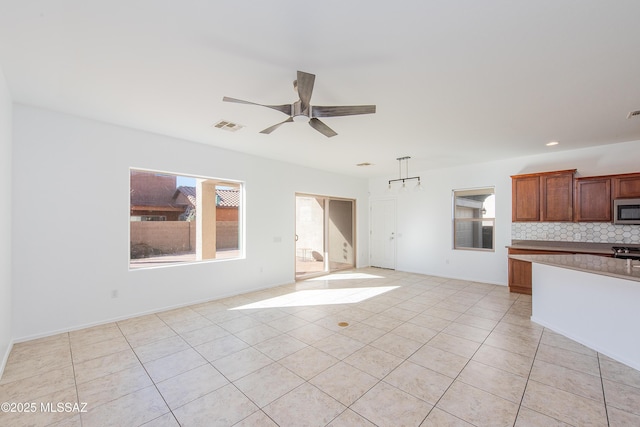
[304,272,384,281]
[230,286,399,310]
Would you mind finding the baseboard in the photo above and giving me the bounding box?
[12,279,294,344]
[0,339,14,380]
[531,316,640,372]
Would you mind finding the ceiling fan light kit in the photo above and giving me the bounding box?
[223,70,376,137]
[388,156,423,193]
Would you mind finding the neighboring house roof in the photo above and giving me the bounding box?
[173,186,240,208]
[216,188,240,207]
[174,186,197,206]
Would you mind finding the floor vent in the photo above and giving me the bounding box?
[627,110,640,119]
[213,120,244,132]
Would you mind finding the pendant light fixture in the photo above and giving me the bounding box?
[387,156,422,193]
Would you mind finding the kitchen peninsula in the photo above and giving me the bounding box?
[509,252,640,370]
[506,240,627,294]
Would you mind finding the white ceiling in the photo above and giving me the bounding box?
[1,0,640,178]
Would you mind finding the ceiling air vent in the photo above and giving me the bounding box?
[213,120,244,132]
[357,162,373,167]
[627,110,640,119]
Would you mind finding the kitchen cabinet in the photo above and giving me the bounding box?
[540,171,574,221]
[612,173,640,199]
[508,246,617,294]
[508,252,533,294]
[512,175,540,221]
[573,172,640,222]
[508,248,569,294]
[511,170,575,222]
[574,177,612,222]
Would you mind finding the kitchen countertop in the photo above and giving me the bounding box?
[507,240,640,255]
[509,253,640,282]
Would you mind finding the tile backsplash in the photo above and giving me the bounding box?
[511,222,640,244]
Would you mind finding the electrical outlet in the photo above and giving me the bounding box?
[111,290,118,298]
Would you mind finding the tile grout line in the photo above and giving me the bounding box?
[115,319,181,427]
[254,277,463,426]
[155,311,284,426]
[597,353,611,427]
[163,309,296,426]
[317,282,521,425]
[226,277,404,425]
[348,279,475,422]
[411,287,520,426]
[66,332,83,427]
[511,323,544,427]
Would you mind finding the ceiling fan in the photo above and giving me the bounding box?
[223,70,376,138]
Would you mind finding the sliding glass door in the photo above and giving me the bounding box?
[295,195,326,277]
[295,194,355,279]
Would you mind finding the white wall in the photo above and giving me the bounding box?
[12,105,369,340]
[369,140,640,285]
[0,66,12,372]
[532,263,640,371]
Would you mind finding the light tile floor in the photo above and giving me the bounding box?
[1,268,640,426]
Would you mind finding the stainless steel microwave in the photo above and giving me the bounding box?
[613,198,640,224]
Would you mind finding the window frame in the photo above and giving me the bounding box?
[452,187,495,252]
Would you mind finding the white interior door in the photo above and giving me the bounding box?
[370,198,396,269]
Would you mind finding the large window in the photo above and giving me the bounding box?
[453,187,495,251]
[129,168,243,269]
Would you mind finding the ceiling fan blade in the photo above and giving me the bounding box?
[223,96,292,116]
[260,117,294,134]
[309,118,337,138]
[296,71,315,111]
[311,105,376,117]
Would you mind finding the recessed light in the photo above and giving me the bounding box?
[546,141,559,146]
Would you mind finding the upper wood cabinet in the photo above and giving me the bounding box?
[573,172,640,222]
[574,177,612,222]
[512,170,575,222]
[512,175,540,221]
[612,173,640,199]
[513,170,640,223]
[540,171,574,221]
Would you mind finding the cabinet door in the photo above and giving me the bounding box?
[613,174,640,199]
[508,257,532,295]
[541,172,573,221]
[575,178,611,222]
[508,248,574,294]
[512,176,540,221]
